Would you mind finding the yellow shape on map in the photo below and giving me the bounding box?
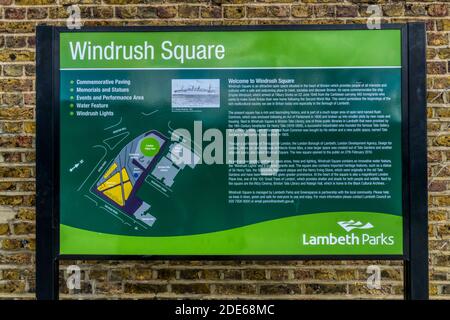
[97,172,121,192]
[97,183,108,192]
[106,172,121,186]
[121,168,130,182]
[103,163,117,179]
[103,185,124,206]
[123,181,133,200]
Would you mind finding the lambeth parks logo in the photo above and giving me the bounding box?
[338,220,373,232]
[302,220,395,247]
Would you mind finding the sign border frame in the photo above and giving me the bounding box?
[36,23,427,299]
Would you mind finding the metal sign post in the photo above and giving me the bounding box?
[404,22,428,300]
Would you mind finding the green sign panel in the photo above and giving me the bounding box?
[59,29,403,256]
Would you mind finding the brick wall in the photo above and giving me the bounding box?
[0,0,448,300]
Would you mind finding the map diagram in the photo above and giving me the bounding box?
[88,127,199,228]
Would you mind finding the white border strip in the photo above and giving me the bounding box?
[60,66,402,71]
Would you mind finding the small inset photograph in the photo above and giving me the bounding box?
[171,79,220,110]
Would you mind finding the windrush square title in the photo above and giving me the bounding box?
[69,41,226,64]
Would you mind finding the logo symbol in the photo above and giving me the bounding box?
[366,265,381,289]
[366,5,382,30]
[66,5,83,30]
[338,220,374,232]
[66,265,81,290]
